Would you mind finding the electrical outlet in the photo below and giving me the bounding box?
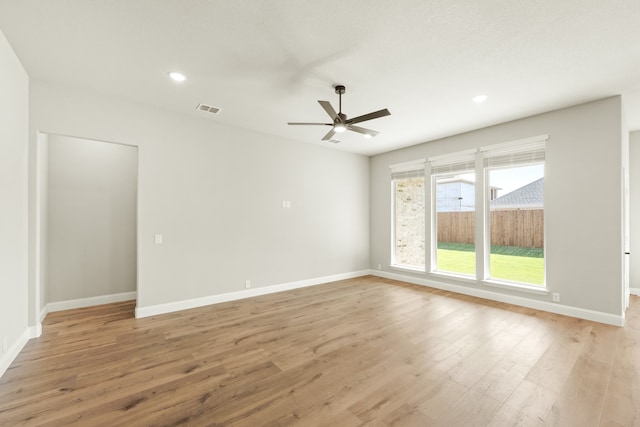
[245,280,251,289]
[377,264,382,270]
[552,292,560,302]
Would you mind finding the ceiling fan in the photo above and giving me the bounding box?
[288,85,391,141]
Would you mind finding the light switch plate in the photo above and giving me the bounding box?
[155,234,163,244]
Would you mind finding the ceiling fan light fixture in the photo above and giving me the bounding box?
[363,134,372,139]
[334,123,347,133]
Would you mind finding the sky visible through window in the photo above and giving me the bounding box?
[459,163,543,198]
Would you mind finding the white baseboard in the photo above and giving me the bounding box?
[47,291,137,314]
[0,328,30,379]
[29,324,42,339]
[372,270,625,327]
[135,270,371,318]
[631,288,640,296]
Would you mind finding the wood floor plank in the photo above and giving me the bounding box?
[432,388,501,426]
[500,383,556,425]
[383,403,435,426]
[414,377,468,420]
[488,401,547,427]
[599,327,640,426]
[544,355,611,427]
[523,321,593,393]
[471,323,555,402]
[0,279,638,426]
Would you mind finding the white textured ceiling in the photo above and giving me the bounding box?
[1,0,639,156]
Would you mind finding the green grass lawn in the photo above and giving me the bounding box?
[436,242,544,285]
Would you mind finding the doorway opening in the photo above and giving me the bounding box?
[35,133,138,322]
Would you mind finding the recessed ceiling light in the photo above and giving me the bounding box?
[473,94,488,104]
[168,72,187,82]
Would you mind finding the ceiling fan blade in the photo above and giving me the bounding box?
[348,125,379,138]
[318,100,338,120]
[288,122,332,126]
[346,108,391,125]
[322,128,337,141]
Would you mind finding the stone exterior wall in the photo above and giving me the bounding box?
[394,177,425,267]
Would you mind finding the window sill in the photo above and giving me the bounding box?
[481,279,548,295]
[389,264,426,274]
[430,271,478,285]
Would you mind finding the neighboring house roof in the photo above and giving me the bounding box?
[491,178,543,209]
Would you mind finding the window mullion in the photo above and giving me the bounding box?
[475,152,487,281]
[425,162,433,272]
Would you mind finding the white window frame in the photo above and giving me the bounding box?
[428,149,477,279]
[481,134,548,290]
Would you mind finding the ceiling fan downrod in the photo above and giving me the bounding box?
[335,85,346,114]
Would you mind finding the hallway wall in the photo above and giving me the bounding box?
[47,135,137,303]
[0,28,29,375]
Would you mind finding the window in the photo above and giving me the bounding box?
[429,151,477,277]
[391,161,425,270]
[390,135,547,290]
[482,136,546,286]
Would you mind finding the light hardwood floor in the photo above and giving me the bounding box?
[1,276,639,426]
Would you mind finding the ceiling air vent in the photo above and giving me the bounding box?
[196,103,221,115]
[328,139,341,144]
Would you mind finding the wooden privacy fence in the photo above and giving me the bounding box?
[437,209,544,248]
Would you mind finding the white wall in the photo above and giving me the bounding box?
[29,81,370,312]
[0,29,29,374]
[621,109,630,309]
[36,132,48,314]
[370,97,624,320]
[47,135,137,303]
[630,131,640,295]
